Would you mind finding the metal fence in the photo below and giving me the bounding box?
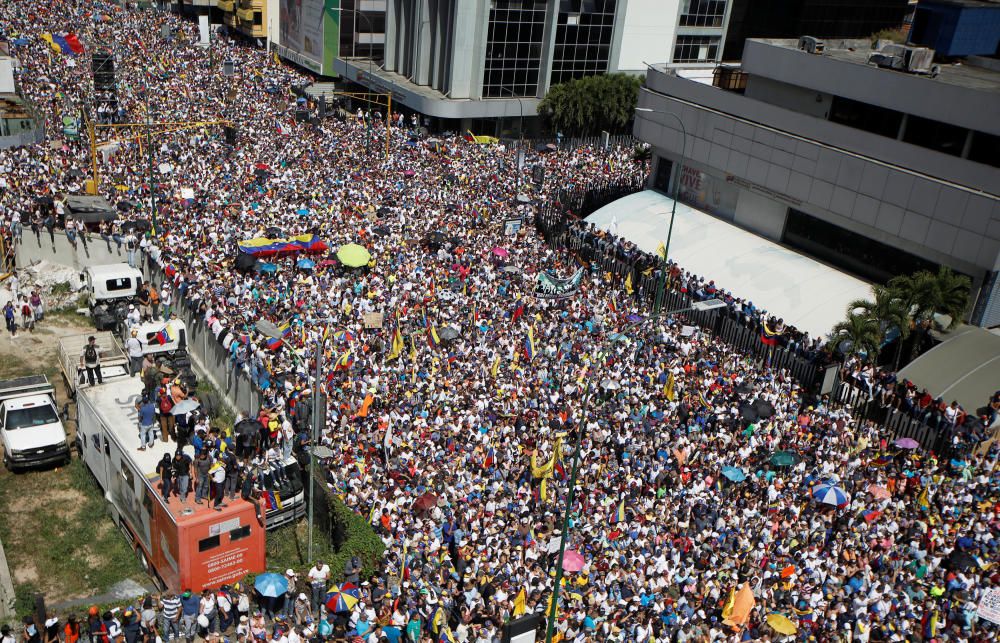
[501,134,638,152]
[829,379,956,457]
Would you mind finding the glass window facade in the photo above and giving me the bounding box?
[483,1,548,98]
[673,36,721,63]
[550,0,618,86]
[679,0,728,27]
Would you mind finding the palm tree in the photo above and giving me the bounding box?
[830,313,882,362]
[848,285,911,367]
[887,266,971,364]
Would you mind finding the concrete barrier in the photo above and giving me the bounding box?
[15,230,130,271]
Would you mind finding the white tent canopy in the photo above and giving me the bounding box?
[584,191,871,337]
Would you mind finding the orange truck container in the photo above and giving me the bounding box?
[74,371,264,591]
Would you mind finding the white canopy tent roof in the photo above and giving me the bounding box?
[584,190,871,337]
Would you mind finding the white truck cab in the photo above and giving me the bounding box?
[81,264,144,331]
[125,319,188,357]
[0,376,70,470]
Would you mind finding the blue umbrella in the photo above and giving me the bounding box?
[721,466,747,483]
[296,207,310,216]
[258,262,277,273]
[812,483,850,507]
[254,573,288,598]
[296,258,315,270]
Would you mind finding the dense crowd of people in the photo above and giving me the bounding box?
[1,2,998,642]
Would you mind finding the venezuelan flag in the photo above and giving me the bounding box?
[524,325,536,361]
[334,350,354,371]
[483,447,495,469]
[609,499,625,525]
[149,324,175,346]
[237,233,328,257]
[264,322,291,351]
[760,321,781,346]
[426,324,441,349]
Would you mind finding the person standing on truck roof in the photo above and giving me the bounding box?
[156,453,173,502]
[194,450,212,505]
[157,378,176,443]
[80,336,104,386]
[136,395,157,451]
[210,457,227,511]
[148,283,161,322]
[173,450,192,504]
[136,283,151,323]
[125,329,143,378]
[126,304,141,330]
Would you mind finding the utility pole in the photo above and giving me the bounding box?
[143,81,158,234]
[307,338,325,563]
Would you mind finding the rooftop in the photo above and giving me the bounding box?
[752,38,1000,94]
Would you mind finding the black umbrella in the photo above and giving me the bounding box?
[234,419,264,437]
[116,200,133,212]
[753,399,775,419]
[68,168,85,178]
[377,206,392,216]
[739,404,759,422]
[121,220,151,233]
[735,383,753,396]
[254,168,270,179]
[426,232,448,244]
[265,226,284,239]
[234,252,258,273]
[946,550,978,572]
[373,226,390,237]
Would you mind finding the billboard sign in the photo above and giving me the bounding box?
[279,0,340,75]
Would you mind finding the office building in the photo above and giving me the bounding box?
[634,38,1000,326]
[336,0,729,130]
[723,0,912,59]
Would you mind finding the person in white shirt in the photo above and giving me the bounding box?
[307,560,330,614]
[125,328,144,377]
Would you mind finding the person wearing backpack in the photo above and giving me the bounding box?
[79,335,104,386]
[20,296,34,333]
[158,382,176,443]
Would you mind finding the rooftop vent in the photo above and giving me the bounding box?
[867,43,940,77]
[798,36,825,54]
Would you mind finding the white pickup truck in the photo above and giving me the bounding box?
[0,375,71,470]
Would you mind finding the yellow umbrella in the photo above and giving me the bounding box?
[766,613,797,635]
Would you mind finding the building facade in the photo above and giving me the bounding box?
[634,38,1000,326]
[336,0,733,128]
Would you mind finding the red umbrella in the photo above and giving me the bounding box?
[412,492,438,513]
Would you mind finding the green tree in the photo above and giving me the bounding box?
[830,313,882,362]
[848,285,911,367]
[886,266,971,363]
[537,73,642,136]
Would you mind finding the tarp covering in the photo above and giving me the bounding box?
[64,195,117,223]
[584,191,870,337]
[237,233,328,257]
[897,326,1000,414]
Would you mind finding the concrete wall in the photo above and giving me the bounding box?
[635,69,1000,303]
[744,76,832,120]
[16,230,128,271]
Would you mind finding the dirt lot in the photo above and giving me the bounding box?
[0,318,149,612]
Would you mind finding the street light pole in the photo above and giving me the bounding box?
[543,298,726,643]
[635,107,687,314]
[307,336,325,564]
[143,82,158,234]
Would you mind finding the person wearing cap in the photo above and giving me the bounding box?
[292,593,310,626]
[179,589,200,643]
[283,569,299,617]
[79,335,103,387]
[42,614,59,643]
